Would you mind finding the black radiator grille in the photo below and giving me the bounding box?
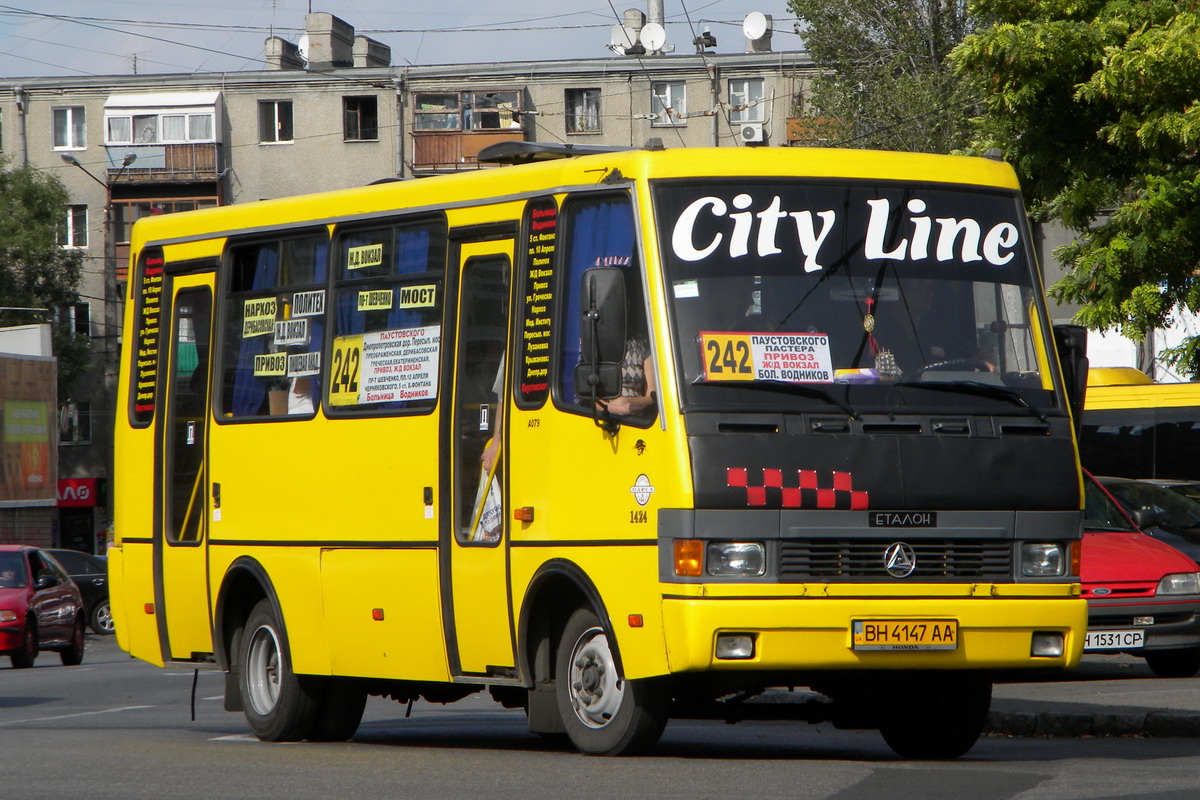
[779,539,1013,580]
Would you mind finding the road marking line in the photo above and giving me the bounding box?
[0,705,155,726]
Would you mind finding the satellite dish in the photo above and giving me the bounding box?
[640,21,667,53]
[297,34,310,64]
[743,12,768,41]
[610,24,639,54]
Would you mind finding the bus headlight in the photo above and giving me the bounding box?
[1157,573,1200,595]
[1021,543,1066,577]
[707,542,766,576]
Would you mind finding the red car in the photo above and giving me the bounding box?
[1083,474,1200,678]
[0,545,87,669]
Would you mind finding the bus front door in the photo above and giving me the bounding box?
[154,275,215,662]
[446,243,515,677]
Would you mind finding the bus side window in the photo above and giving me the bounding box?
[221,234,328,418]
[327,216,446,415]
[556,193,657,426]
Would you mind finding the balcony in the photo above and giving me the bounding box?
[105,143,224,183]
[411,130,525,173]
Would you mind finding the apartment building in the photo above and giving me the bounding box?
[0,11,816,549]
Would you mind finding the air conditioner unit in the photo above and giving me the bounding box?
[740,122,765,143]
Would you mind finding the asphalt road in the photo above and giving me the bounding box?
[2,635,1199,800]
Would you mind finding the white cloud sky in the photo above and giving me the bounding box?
[0,1,801,80]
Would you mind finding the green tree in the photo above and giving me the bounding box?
[0,155,90,397]
[953,2,1200,374]
[789,0,977,152]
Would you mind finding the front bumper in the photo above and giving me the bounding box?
[1086,597,1200,652]
[0,625,24,650]
[662,586,1087,673]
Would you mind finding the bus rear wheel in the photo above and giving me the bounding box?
[240,599,322,741]
[878,672,992,759]
[555,608,669,756]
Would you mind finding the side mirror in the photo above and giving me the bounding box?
[1131,508,1159,530]
[1053,324,1089,435]
[574,267,627,401]
[35,570,59,590]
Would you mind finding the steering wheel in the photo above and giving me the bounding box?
[918,358,993,374]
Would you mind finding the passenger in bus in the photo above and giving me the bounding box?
[599,336,657,417]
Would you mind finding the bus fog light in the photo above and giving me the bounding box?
[706,543,765,576]
[1031,632,1064,658]
[1021,543,1065,577]
[715,633,756,660]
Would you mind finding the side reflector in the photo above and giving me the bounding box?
[144,603,155,615]
[674,540,703,577]
[628,614,644,628]
[372,608,385,621]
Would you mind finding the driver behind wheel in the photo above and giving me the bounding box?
[872,278,994,378]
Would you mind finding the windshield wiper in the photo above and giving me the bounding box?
[692,379,858,419]
[893,380,1048,423]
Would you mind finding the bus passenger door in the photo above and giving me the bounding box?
[154,275,215,662]
[447,243,515,677]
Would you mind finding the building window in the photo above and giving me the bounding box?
[59,400,92,445]
[58,205,88,248]
[729,79,765,124]
[58,302,90,336]
[113,198,219,245]
[53,106,86,149]
[651,82,685,127]
[343,96,378,141]
[565,89,601,134]
[258,100,294,143]
[105,111,216,144]
[414,93,460,130]
[413,91,523,131]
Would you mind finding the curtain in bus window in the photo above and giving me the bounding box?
[231,246,279,416]
[559,196,635,402]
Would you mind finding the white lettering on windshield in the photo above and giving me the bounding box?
[671,194,1019,269]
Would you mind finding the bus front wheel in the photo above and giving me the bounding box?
[240,599,322,741]
[555,608,669,756]
[878,672,992,759]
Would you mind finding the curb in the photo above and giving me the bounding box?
[985,709,1200,738]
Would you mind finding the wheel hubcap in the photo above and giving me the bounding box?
[246,624,283,715]
[568,626,624,729]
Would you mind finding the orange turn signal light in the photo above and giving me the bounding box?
[513,506,535,522]
[674,540,703,577]
[144,603,155,615]
[372,608,385,621]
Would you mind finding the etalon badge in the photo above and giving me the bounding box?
[884,542,917,578]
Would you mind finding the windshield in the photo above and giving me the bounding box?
[0,553,27,588]
[654,179,1061,415]
[1105,481,1200,530]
